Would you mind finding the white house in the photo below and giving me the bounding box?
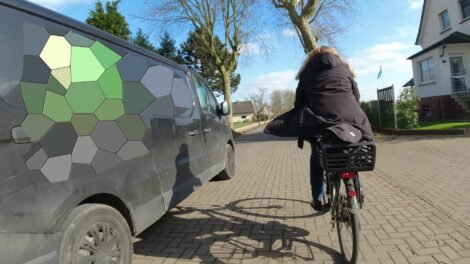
[231,101,255,123]
[408,0,470,120]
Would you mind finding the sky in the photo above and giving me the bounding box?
[27,0,425,102]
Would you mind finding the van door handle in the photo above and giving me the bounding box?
[187,130,198,136]
[204,128,211,133]
[12,127,31,144]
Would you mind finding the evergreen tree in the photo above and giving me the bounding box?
[180,29,240,95]
[397,87,420,129]
[132,28,156,52]
[86,0,131,40]
[156,32,183,64]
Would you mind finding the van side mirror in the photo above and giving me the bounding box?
[220,101,230,116]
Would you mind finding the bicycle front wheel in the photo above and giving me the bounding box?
[336,178,360,264]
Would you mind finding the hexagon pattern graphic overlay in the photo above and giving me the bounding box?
[16,23,199,182]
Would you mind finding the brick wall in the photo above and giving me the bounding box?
[419,95,467,121]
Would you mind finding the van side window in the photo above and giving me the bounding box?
[194,77,217,115]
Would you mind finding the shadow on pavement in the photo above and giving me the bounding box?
[235,131,296,144]
[375,134,467,144]
[134,197,342,263]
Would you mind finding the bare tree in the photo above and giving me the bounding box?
[145,0,258,127]
[282,89,295,111]
[270,0,354,53]
[269,90,283,115]
[270,89,295,115]
[248,87,268,123]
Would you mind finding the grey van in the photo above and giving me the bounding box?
[0,1,235,263]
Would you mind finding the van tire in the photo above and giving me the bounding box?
[58,204,133,264]
[218,144,235,180]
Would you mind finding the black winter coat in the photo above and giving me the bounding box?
[265,52,373,139]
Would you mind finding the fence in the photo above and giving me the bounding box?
[361,85,397,130]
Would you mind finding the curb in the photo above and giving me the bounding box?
[234,121,269,134]
[382,128,469,136]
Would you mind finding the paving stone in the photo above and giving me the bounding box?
[132,130,470,264]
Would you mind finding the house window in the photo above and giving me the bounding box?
[440,10,451,30]
[419,58,435,83]
[422,105,432,117]
[461,0,470,19]
[241,115,247,119]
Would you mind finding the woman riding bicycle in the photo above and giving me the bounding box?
[293,46,373,211]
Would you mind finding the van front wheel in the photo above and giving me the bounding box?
[58,204,132,264]
[218,144,235,180]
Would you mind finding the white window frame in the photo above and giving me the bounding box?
[460,0,470,20]
[419,57,436,83]
[439,10,451,31]
[422,105,432,117]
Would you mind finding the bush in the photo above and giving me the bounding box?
[397,87,420,129]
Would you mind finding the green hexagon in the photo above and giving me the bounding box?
[123,82,155,114]
[95,100,125,120]
[90,41,121,70]
[47,75,67,95]
[22,114,54,141]
[22,82,46,114]
[71,46,105,82]
[66,82,105,113]
[98,65,123,99]
[43,91,73,122]
[71,114,99,136]
[117,115,147,140]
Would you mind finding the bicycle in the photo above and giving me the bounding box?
[315,137,376,264]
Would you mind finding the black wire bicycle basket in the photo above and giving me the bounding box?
[316,139,376,173]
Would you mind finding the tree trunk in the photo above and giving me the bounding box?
[220,69,233,128]
[295,17,317,53]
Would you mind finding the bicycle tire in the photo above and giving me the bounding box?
[336,179,360,264]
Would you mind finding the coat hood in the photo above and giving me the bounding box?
[307,53,341,71]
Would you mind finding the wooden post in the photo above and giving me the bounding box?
[392,85,398,129]
[377,88,382,130]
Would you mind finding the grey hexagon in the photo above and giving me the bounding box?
[65,31,94,47]
[117,141,150,161]
[116,54,148,82]
[39,122,78,157]
[23,22,50,56]
[40,155,72,183]
[140,96,175,128]
[91,150,122,174]
[24,170,49,185]
[172,78,193,117]
[91,121,127,153]
[142,129,153,150]
[22,56,51,84]
[141,65,174,99]
[47,27,69,36]
[72,136,98,164]
[26,148,48,170]
[171,78,193,108]
[70,164,98,180]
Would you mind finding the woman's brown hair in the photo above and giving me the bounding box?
[295,46,357,80]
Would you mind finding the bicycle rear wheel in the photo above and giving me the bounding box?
[336,178,360,264]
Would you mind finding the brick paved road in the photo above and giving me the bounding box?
[133,128,470,263]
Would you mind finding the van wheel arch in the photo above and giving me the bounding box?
[227,139,234,152]
[79,193,135,236]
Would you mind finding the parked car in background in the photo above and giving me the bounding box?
[0,1,235,263]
